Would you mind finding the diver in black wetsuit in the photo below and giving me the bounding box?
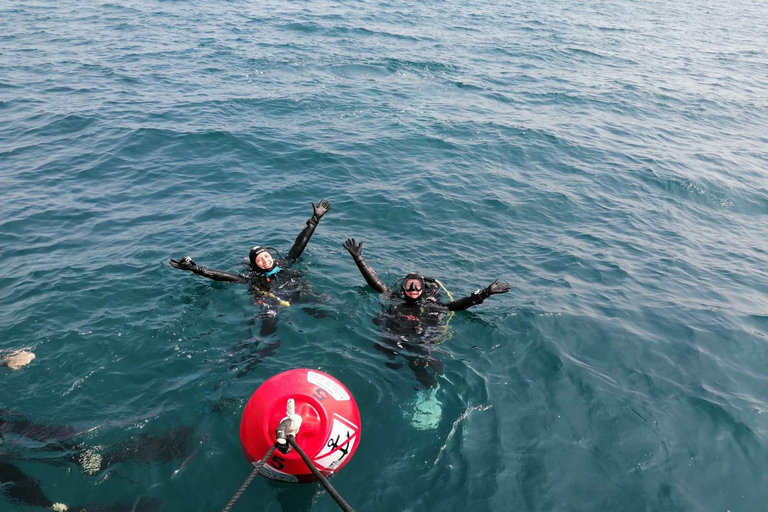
[170,200,332,376]
[0,411,188,511]
[343,238,510,388]
[0,462,160,512]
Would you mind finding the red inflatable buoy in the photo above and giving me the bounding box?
[240,369,361,483]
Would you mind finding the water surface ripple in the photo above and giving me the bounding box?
[1,0,767,511]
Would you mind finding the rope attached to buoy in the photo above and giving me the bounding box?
[287,435,355,512]
[220,443,277,512]
[224,397,355,512]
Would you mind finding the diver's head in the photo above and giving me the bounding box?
[249,246,275,272]
[402,272,425,301]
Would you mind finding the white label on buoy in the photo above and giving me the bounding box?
[313,414,359,470]
[307,371,350,401]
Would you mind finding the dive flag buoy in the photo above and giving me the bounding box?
[240,369,361,483]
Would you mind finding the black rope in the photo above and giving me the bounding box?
[221,443,277,512]
[287,436,355,512]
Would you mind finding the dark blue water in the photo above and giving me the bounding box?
[2,0,767,511]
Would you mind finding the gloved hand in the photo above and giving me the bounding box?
[485,279,511,295]
[170,256,198,272]
[343,238,364,259]
[311,199,332,221]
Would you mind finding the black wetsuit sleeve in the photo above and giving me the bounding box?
[192,266,247,283]
[445,289,489,311]
[286,215,322,264]
[0,462,55,509]
[350,254,390,293]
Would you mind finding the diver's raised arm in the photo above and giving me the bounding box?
[343,238,390,293]
[445,279,510,311]
[170,256,246,283]
[286,199,332,263]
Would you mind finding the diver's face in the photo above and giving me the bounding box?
[404,278,423,299]
[255,252,274,270]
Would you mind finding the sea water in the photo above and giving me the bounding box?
[1,0,767,511]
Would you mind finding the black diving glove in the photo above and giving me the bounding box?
[484,279,511,296]
[170,256,199,272]
[343,238,364,259]
[474,279,511,301]
[309,199,332,225]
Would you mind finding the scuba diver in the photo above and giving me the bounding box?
[343,238,510,388]
[0,462,160,512]
[170,200,332,377]
[1,410,190,511]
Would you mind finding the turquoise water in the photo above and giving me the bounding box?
[2,0,767,510]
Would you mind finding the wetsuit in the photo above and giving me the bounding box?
[0,411,187,511]
[178,205,325,292]
[171,201,331,377]
[1,411,195,470]
[372,283,452,388]
[367,277,483,388]
[0,412,80,444]
[344,238,509,388]
[348,248,498,310]
[1,460,161,511]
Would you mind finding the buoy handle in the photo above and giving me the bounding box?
[276,398,303,453]
[285,398,303,436]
